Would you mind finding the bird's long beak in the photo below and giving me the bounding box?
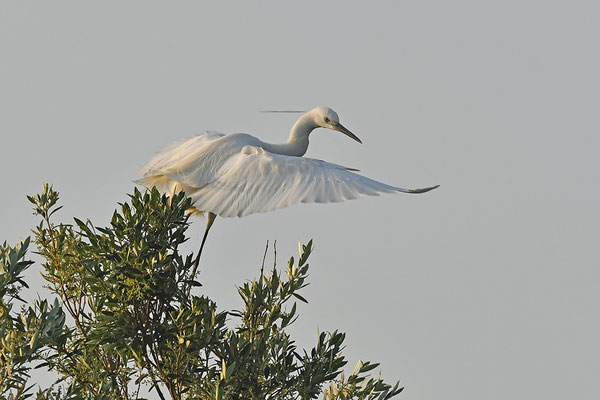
[335,123,362,144]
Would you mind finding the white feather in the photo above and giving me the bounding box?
[138,107,438,218]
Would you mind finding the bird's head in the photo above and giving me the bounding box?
[311,107,362,144]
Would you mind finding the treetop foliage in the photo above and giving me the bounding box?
[0,183,403,400]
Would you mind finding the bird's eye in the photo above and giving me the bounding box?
[324,117,330,123]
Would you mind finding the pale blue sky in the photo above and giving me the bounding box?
[1,1,599,399]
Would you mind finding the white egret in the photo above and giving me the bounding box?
[138,106,438,285]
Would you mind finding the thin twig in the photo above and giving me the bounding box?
[119,373,130,400]
[152,380,167,400]
[260,240,269,281]
[146,349,167,400]
[135,365,142,400]
[273,240,277,269]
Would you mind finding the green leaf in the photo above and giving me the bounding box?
[292,292,308,304]
[360,362,380,373]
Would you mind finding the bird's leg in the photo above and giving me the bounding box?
[186,212,216,297]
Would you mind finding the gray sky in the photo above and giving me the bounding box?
[1,1,599,399]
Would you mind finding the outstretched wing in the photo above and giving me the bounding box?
[189,146,438,218]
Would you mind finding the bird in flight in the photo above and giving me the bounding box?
[138,106,438,285]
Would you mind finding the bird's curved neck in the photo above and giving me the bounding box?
[261,113,317,157]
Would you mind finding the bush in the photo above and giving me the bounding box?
[0,184,403,400]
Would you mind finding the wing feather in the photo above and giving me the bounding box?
[140,131,225,176]
[188,146,426,218]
